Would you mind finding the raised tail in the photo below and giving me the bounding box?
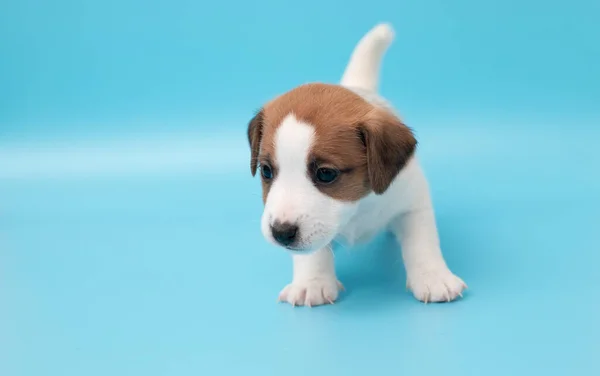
[340,23,395,92]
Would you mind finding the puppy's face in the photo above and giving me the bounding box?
[248,83,416,252]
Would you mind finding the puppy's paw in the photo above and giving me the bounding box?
[278,278,343,307]
[407,268,467,303]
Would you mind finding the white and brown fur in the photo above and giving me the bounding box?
[247,24,466,306]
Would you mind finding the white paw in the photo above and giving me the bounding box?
[278,278,343,307]
[407,268,467,303]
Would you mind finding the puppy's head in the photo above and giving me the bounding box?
[248,83,416,252]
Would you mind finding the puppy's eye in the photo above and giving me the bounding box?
[315,167,339,184]
[260,164,273,180]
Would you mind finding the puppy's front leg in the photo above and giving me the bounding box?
[278,246,342,307]
[391,208,467,303]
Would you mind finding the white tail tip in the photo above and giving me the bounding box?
[340,23,396,92]
[370,23,395,46]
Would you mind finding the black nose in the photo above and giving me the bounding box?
[271,222,298,246]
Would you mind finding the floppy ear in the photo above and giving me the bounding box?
[247,109,264,176]
[360,109,417,194]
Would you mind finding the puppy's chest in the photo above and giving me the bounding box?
[336,199,397,246]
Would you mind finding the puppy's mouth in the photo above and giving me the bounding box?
[262,215,336,253]
[282,239,331,254]
[280,242,310,252]
[284,246,313,253]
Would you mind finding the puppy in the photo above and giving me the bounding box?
[247,23,466,306]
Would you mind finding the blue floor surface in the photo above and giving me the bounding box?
[1,119,599,376]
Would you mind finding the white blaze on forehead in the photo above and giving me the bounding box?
[274,114,315,179]
[266,114,316,224]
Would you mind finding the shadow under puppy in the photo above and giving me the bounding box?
[247,23,467,307]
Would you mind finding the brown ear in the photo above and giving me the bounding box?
[360,109,417,194]
[247,109,264,176]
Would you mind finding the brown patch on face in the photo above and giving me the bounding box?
[247,83,416,202]
[305,116,371,202]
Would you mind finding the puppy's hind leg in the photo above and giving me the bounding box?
[340,23,395,93]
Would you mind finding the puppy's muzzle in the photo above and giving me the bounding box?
[271,221,299,247]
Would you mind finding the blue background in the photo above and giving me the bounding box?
[1,1,599,375]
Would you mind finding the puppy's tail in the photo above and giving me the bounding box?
[340,23,395,92]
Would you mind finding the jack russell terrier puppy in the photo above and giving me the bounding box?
[247,23,467,307]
